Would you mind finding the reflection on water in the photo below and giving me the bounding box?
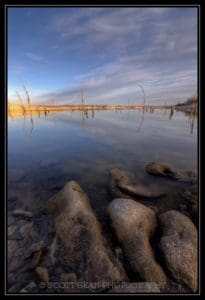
[8,108,197,216]
[7,107,197,292]
[8,107,197,135]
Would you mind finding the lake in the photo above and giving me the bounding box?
[7,108,197,292]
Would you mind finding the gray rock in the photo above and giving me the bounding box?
[109,168,165,199]
[158,210,198,292]
[108,198,167,284]
[146,162,181,180]
[44,181,127,291]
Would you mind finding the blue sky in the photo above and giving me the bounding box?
[8,7,198,105]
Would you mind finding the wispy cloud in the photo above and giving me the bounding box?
[9,7,198,104]
[25,52,44,62]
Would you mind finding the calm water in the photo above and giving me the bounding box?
[8,109,197,221]
[7,108,197,291]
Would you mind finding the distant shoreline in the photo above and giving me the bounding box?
[8,103,173,117]
[8,103,197,118]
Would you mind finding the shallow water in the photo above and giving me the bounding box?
[7,108,197,292]
[8,109,197,218]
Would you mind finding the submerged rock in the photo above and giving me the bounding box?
[146,162,181,180]
[44,181,127,291]
[108,198,167,285]
[158,210,198,292]
[109,168,165,199]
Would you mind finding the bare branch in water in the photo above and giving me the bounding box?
[16,91,26,114]
[81,88,84,105]
[138,84,146,107]
[22,83,31,107]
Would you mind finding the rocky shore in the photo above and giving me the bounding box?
[7,162,198,294]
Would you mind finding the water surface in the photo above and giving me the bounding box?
[8,109,197,220]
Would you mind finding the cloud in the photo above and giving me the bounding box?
[25,52,44,62]
[37,51,197,105]
[9,7,197,105]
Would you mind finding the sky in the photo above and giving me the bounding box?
[8,7,198,105]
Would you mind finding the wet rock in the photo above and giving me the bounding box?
[107,282,161,293]
[8,225,17,236]
[158,210,198,292]
[35,266,49,286]
[146,162,181,180]
[108,198,167,284]
[45,181,127,290]
[13,209,33,218]
[109,168,165,199]
[8,168,25,183]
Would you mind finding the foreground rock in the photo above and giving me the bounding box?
[109,168,165,199]
[108,198,167,285]
[158,210,198,292]
[146,162,181,180]
[44,181,127,291]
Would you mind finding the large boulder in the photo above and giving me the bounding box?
[158,210,198,292]
[109,168,165,199]
[44,181,127,291]
[108,198,167,285]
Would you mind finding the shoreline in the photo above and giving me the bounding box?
[8,103,177,118]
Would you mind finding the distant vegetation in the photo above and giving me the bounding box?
[176,94,198,106]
